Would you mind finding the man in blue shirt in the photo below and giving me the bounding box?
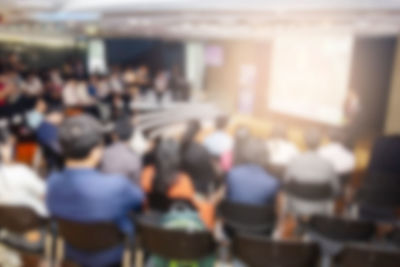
[47,114,144,267]
[227,135,279,205]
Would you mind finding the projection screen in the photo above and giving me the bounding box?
[268,34,353,126]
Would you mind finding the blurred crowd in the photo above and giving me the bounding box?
[0,54,399,267]
[0,55,190,121]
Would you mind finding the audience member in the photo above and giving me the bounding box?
[23,73,43,97]
[266,123,299,169]
[318,130,355,176]
[101,117,141,184]
[47,115,144,267]
[181,120,219,195]
[203,116,233,158]
[141,138,215,229]
[0,128,47,217]
[226,134,279,205]
[36,106,63,154]
[283,128,339,216]
[26,98,47,130]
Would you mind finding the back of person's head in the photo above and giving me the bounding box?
[153,139,181,193]
[329,129,348,145]
[234,136,269,167]
[305,128,322,150]
[181,120,201,149]
[45,106,64,125]
[34,98,47,113]
[270,123,288,139]
[59,115,104,161]
[114,116,134,142]
[233,126,251,161]
[181,138,217,195]
[215,115,229,130]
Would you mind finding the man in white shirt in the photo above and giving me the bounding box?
[266,124,299,168]
[24,74,43,96]
[0,128,47,217]
[203,116,233,158]
[63,79,93,107]
[318,130,355,175]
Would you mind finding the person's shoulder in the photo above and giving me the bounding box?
[8,164,38,177]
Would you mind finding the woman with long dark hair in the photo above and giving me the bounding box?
[140,138,215,229]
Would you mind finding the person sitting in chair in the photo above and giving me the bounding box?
[47,115,144,267]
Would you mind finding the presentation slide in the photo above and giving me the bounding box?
[268,34,353,126]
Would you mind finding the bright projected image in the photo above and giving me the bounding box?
[268,34,353,125]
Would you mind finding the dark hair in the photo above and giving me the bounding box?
[114,117,133,141]
[181,142,218,195]
[215,116,229,130]
[153,139,181,193]
[181,120,201,151]
[59,115,104,159]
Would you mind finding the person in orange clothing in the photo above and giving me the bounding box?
[141,139,216,229]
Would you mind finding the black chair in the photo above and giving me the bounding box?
[284,181,336,201]
[334,245,400,267]
[218,200,276,236]
[0,206,49,255]
[385,227,400,248]
[55,218,132,267]
[147,192,195,212]
[136,216,215,266]
[233,233,320,267]
[368,136,400,175]
[304,215,375,242]
[356,173,400,208]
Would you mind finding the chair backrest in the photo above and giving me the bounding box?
[306,215,375,242]
[368,136,400,174]
[147,192,196,212]
[284,181,335,201]
[233,233,320,267]
[218,200,276,236]
[357,184,400,208]
[56,219,124,253]
[137,218,215,260]
[356,172,400,208]
[0,206,46,233]
[334,245,400,267]
[385,227,400,248]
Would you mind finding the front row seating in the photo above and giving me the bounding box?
[233,233,320,267]
[334,245,400,267]
[54,218,133,267]
[218,200,276,236]
[135,215,216,267]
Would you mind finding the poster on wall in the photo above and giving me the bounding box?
[205,45,224,67]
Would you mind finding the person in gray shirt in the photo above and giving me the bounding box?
[100,117,141,184]
[283,128,340,217]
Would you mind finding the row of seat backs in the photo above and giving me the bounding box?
[1,206,400,267]
[356,172,400,208]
